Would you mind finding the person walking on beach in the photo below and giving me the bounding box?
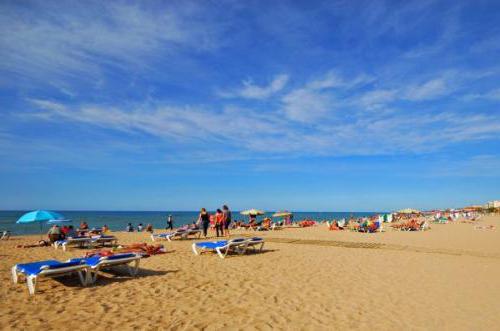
[222,205,232,236]
[215,209,224,237]
[166,215,174,230]
[198,208,210,237]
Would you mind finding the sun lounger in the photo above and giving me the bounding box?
[151,230,186,241]
[151,229,201,241]
[54,236,93,251]
[151,232,174,241]
[91,235,118,247]
[245,237,265,252]
[70,253,141,284]
[1,230,11,240]
[183,229,202,239]
[11,260,88,295]
[271,223,283,230]
[192,238,249,259]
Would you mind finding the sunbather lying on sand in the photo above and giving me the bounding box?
[16,240,50,248]
[329,221,340,231]
[85,243,166,257]
[392,219,427,231]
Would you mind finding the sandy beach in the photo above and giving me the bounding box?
[1,215,499,330]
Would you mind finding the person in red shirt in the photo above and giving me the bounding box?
[215,209,224,237]
[61,225,70,237]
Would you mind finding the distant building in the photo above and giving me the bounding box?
[485,200,500,208]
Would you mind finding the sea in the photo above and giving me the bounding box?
[0,210,383,235]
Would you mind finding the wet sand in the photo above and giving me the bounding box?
[1,215,499,330]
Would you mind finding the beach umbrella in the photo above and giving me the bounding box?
[240,209,265,216]
[272,211,293,217]
[17,210,65,224]
[47,219,72,224]
[17,210,66,237]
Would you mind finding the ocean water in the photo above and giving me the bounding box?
[0,210,382,235]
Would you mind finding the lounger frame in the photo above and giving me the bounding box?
[11,261,88,295]
[83,254,141,284]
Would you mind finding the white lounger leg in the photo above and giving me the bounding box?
[192,243,200,255]
[84,270,95,285]
[91,269,99,284]
[11,266,18,284]
[127,259,140,276]
[215,247,227,259]
[27,275,37,295]
[77,270,87,286]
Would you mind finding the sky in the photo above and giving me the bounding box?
[0,0,499,212]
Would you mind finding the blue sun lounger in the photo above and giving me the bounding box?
[54,236,93,251]
[245,237,265,252]
[151,231,186,241]
[70,253,141,284]
[151,229,201,242]
[91,235,118,247]
[192,238,249,259]
[11,260,88,295]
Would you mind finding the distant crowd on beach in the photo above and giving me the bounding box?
[322,210,483,232]
[5,206,490,247]
[120,204,296,237]
[121,205,235,238]
[48,209,486,239]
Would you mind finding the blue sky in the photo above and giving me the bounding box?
[0,0,499,211]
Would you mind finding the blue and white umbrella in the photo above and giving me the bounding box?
[17,210,65,224]
[17,210,66,237]
[47,219,72,224]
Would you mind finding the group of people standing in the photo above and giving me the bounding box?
[197,205,232,238]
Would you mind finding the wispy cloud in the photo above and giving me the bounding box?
[25,95,500,161]
[462,88,500,101]
[0,1,222,87]
[217,74,289,99]
[404,78,448,101]
[281,71,372,122]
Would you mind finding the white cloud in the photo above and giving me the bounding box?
[306,71,373,90]
[281,88,332,122]
[462,88,500,101]
[26,97,500,161]
[359,89,397,109]
[0,2,222,85]
[404,78,448,101]
[218,74,289,99]
[280,71,372,122]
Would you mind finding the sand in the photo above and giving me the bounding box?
[1,215,499,330]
